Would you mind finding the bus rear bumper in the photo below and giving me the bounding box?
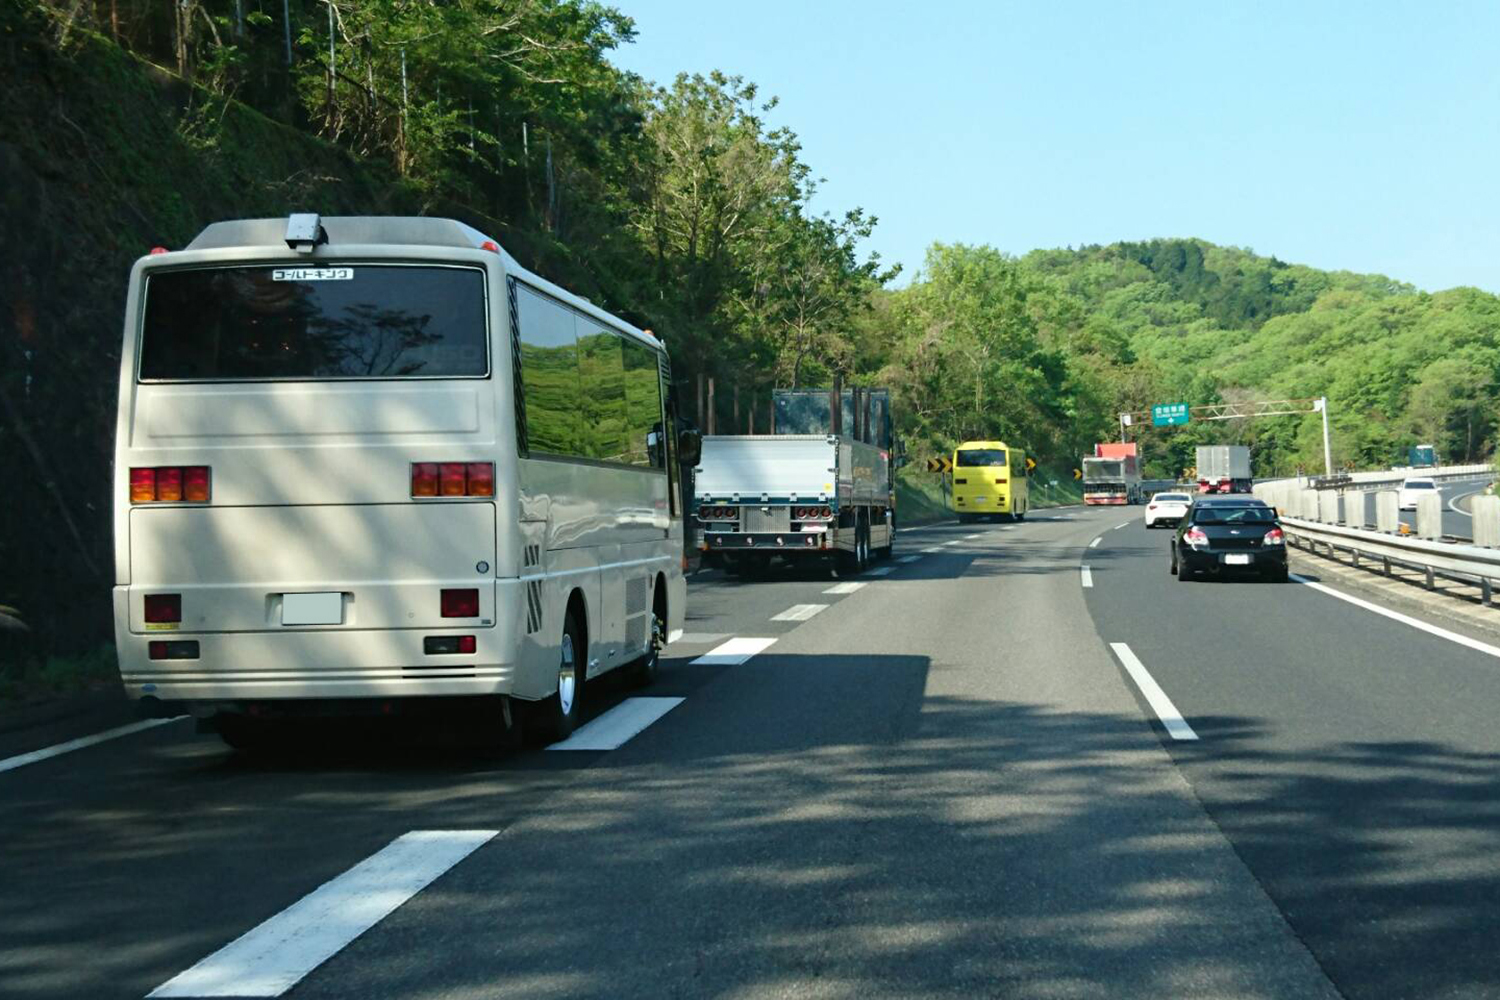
[115,626,517,708]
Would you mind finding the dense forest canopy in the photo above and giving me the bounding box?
[5,0,1500,655]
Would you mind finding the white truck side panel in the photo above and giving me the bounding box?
[695,436,837,499]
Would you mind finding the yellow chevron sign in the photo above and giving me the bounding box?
[927,456,953,473]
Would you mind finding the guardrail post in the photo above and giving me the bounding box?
[1472,494,1500,548]
[1425,565,1436,590]
[1416,494,1443,540]
[1375,491,1399,533]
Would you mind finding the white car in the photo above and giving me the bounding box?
[1398,477,1438,511]
[1145,491,1193,528]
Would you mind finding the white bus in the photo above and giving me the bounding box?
[112,214,699,748]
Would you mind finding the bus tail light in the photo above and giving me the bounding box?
[130,466,210,503]
[424,635,477,654]
[412,462,493,497]
[130,468,156,504]
[144,593,181,623]
[441,588,479,618]
[466,462,494,496]
[184,466,211,503]
[149,640,198,660]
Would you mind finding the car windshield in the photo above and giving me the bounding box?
[1192,506,1276,525]
[1156,494,1190,502]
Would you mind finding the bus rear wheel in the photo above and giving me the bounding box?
[529,610,586,743]
[629,594,665,689]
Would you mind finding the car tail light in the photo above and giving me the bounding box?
[130,466,210,503]
[1148,503,1157,510]
[441,588,479,618]
[130,468,156,504]
[184,466,211,503]
[466,462,494,496]
[1184,527,1209,548]
[1262,527,1285,546]
[144,593,181,623]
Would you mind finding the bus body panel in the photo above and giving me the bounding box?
[112,218,686,718]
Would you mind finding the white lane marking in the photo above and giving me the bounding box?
[1448,487,1482,517]
[897,554,921,564]
[149,830,497,997]
[666,628,684,644]
[964,533,983,540]
[1290,574,1500,659]
[690,637,777,666]
[547,697,685,751]
[771,603,828,622]
[1081,565,1094,588]
[867,565,895,576]
[669,631,727,645]
[823,581,867,595]
[942,539,962,546]
[1110,643,1198,741]
[999,526,1016,531]
[1089,537,1102,548]
[1114,522,1130,530]
[921,546,943,553]
[0,717,182,775]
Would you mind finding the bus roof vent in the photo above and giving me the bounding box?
[285,214,327,254]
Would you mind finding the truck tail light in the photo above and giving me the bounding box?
[412,463,439,496]
[149,640,198,660]
[441,588,479,618]
[440,463,467,496]
[130,466,210,503]
[144,593,181,623]
[466,462,494,496]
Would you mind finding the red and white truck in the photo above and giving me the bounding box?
[1082,443,1142,505]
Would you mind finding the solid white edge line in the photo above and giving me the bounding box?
[1109,642,1198,741]
[1081,565,1094,588]
[690,637,777,666]
[1289,573,1500,658]
[149,830,498,997]
[1089,537,1101,548]
[547,696,685,751]
[0,717,183,775]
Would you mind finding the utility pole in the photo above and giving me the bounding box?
[283,0,292,64]
[1315,396,1332,476]
[707,378,716,435]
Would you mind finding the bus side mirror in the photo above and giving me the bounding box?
[678,428,703,466]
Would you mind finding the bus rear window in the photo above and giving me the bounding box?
[139,265,488,380]
[956,449,1007,467]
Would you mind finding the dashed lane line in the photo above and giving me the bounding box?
[1089,537,1101,548]
[668,632,726,645]
[941,539,962,546]
[0,717,183,776]
[690,637,778,666]
[149,830,498,997]
[921,546,943,553]
[770,604,828,622]
[897,555,921,564]
[823,582,866,595]
[1290,573,1500,659]
[1081,565,1094,588]
[867,565,895,576]
[666,628,684,644]
[1114,521,1131,530]
[1109,642,1198,741]
[964,533,983,540]
[547,697,685,751]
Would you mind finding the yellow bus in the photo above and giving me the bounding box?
[951,441,1029,522]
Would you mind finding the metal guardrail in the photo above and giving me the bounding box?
[1307,463,1491,491]
[1279,515,1500,600]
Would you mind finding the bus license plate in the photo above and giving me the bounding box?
[1223,554,1251,566]
[282,592,343,625]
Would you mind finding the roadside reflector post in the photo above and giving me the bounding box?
[1375,491,1400,533]
[1425,566,1436,590]
[1482,578,1493,605]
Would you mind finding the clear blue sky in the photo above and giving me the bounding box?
[608,1,1500,292]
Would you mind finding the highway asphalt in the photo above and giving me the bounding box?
[4,507,1499,999]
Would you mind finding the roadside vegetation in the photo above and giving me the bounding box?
[4,0,1500,668]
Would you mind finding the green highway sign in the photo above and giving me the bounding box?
[1152,402,1190,427]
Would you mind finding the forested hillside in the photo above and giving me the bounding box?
[4,0,1500,663]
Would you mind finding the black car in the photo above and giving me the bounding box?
[1170,496,1288,582]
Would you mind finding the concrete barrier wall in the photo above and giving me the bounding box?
[1416,493,1443,539]
[1474,494,1500,547]
[1376,491,1399,532]
[1319,491,1341,524]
